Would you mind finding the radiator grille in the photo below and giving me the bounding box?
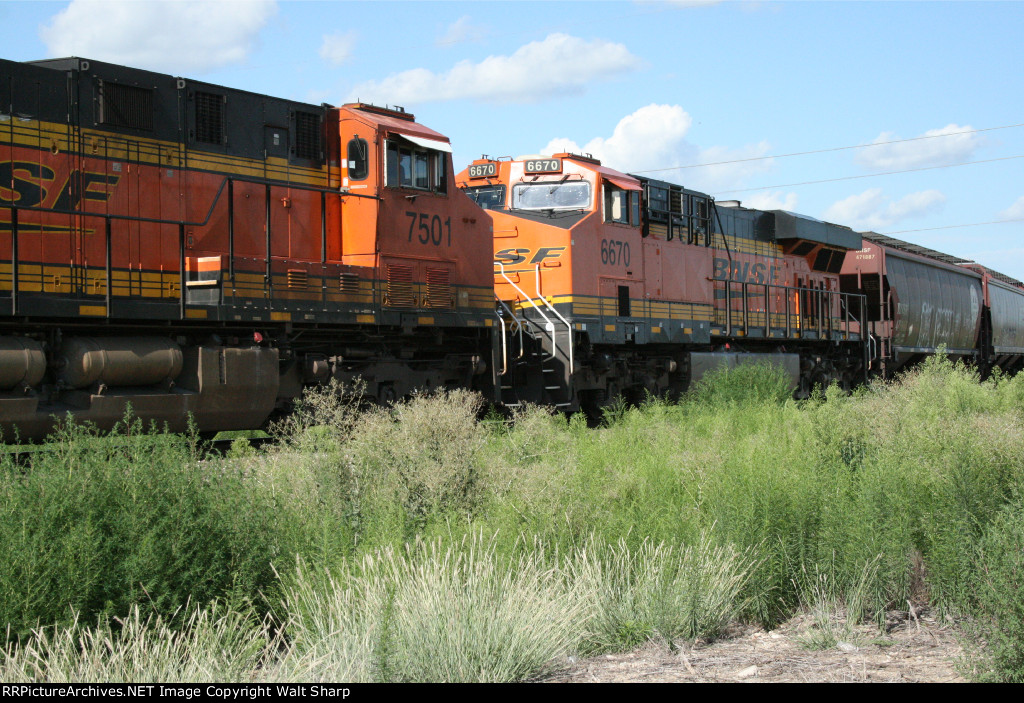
[287,269,308,290]
[195,91,225,145]
[339,272,361,294]
[425,267,453,309]
[294,111,321,161]
[98,81,153,131]
[386,264,416,307]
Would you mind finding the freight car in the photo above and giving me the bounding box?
[457,153,870,414]
[0,56,496,440]
[840,233,1024,377]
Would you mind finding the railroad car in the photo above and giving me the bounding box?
[840,233,1024,376]
[0,57,495,440]
[457,153,869,414]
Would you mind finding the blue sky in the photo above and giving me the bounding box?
[3,0,1023,278]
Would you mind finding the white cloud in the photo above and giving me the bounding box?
[998,195,1024,220]
[823,188,947,231]
[320,31,357,66]
[437,16,487,46]
[542,104,692,170]
[347,33,641,105]
[743,191,799,212]
[539,104,773,192]
[39,0,276,74]
[855,123,984,171]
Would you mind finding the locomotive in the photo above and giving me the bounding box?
[457,153,869,413]
[0,56,495,440]
[1,56,1021,440]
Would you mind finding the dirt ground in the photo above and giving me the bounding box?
[544,607,966,683]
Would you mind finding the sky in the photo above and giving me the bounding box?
[2,0,1023,278]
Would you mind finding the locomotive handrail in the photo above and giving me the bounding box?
[494,296,526,376]
[534,263,574,376]
[2,173,377,318]
[717,278,866,343]
[494,261,555,361]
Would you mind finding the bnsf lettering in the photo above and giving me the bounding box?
[530,247,565,264]
[494,247,566,266]
[712,257,776,284]
[53,172,121,210]
[0,161,120,210]
[0,162,54,207]
[495,248,529,265]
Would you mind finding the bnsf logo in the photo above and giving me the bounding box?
[0,161,120,210]
[713,257,778,284]
[494,247,566,265]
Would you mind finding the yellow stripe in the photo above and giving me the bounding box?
[79,305,106,316]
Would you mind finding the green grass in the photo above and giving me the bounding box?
[2,356,1023,680]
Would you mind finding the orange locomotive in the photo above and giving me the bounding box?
[457,153,868,414]
[0,57,494,439]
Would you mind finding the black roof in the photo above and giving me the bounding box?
[862,232,1024,289]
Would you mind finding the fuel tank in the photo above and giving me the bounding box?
[0,337,46,390]
[56,337,184,389]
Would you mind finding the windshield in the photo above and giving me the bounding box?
[464,185,506,210]
[511,181,591,211]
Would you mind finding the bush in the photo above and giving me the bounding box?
[280,535,584,682]
[687,361,794,406]
[0,605,273,683]
[572,535,756,651]
[0,417,293,637]
[963,498,1024,682]
[342,389,489,540]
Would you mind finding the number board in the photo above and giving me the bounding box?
[524,158,562,174]
[467,163,498,179]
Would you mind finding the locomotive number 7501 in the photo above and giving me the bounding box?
[406,211,452,247]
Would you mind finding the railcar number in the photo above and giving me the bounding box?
[601,238,630,267]
[406,211,452,246]
[468,163,498,178]
[524,158,561,174]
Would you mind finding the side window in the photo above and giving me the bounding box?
[604,185,629,224]
[630,191,641,226]
[385,138,446,193]
[347,137,369,180]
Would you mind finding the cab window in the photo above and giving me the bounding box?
[511,181,591,211]
[604,184,640,225]
[465,185,506,210]
[347,137,369,180]
[385,139,447,193]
